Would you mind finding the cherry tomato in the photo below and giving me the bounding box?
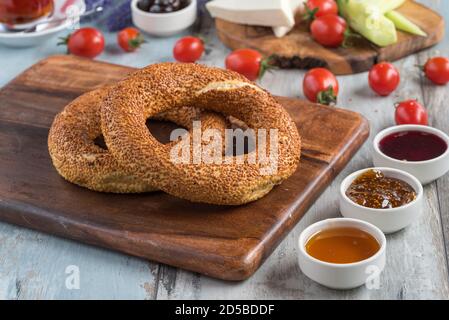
[305,0,338,19]
[311,15,347,48]
[423,57,449,85]
[173,36,204,63]
[63,28,105,59]
[395,100,428,125]
[303,68,339,104]
[225,49,263,81]
[117,27,144,52]
[368,62,400,96]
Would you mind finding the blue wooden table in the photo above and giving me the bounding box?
[0,0,448,299]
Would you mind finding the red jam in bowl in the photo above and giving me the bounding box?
[379,130,448,162]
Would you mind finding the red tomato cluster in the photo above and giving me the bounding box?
[366,57,449,125]
[305,0,338,19]
[61,27,145,58]
[305,0,348,48]
[60,24,448,127]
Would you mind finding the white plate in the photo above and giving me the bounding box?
[0,0,86,47]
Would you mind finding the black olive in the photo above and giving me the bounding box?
[180,0,190,8]
[141,0,189,13]
[137,0,152,12]
[164,5,174,12]
[149,4,163,13]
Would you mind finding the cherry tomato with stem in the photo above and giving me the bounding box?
[303,68,339,105]
[225,49,274,81]
[368,62,400,96]
[304,0,338,21]
[173,36,204,63]
[311,14,347,48]
[59,27,105,59]
[395,100,428,125]
[423,56,449,85]
[117,27,145,52]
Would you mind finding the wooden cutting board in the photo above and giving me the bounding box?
[0,55,369,280]
[216,0,445,75]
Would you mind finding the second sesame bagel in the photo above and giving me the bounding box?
[101,63,301,205]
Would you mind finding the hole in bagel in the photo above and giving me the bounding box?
[146,119,187,144]
[226,132,256,156]
[227,116,256,156]
[93,120,187,150]
[94,135,108,150]
[93,116,255,156]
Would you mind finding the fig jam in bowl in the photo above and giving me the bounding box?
[339,167,423,233]
[298,218,386,290]
[373,125,449,184]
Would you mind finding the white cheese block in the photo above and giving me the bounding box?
[206,0,296,27]
[273,26,292,37]
[272,0,304,37]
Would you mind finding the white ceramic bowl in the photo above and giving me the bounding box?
[298,218,386,290]
[339,167,423,234]
[131,0,197,37]
[373,125,449,185]
[0,0,86,47]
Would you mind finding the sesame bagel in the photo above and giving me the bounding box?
[48,86,228,193]
[101,63,301,204]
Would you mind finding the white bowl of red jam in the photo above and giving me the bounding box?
[339,167,423,234]
[373,125,449,185]
[298,218,386,290]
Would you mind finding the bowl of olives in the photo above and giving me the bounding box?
[131,0,196,36]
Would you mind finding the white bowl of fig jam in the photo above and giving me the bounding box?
[339,167,423,234]
[373,125,449,184]
[298,218,386,290]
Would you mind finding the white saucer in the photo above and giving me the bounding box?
[0,0,86,48]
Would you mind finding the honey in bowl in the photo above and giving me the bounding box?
[345,169,416,209]
[0,0,54,25]
[305,227,380,264]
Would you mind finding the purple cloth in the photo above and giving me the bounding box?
[83,0,132,31]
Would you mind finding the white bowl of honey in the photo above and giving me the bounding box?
[339,167,423,234]
[298,218,386,290]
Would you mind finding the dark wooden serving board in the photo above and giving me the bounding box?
[216,0,445,75]
[0,55,369,280]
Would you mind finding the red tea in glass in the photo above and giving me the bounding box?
[0,0,54,25]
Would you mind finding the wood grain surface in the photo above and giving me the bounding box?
[215,0,445,75]
[0,55,368,281]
